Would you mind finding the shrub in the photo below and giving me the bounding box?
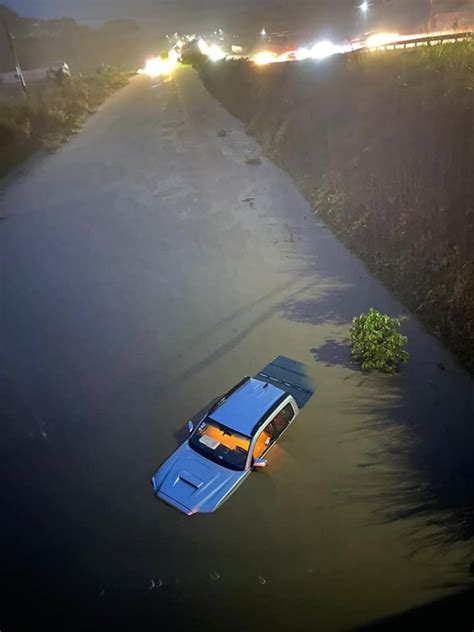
[0,108,31,145]
[313,178,347,231]
[244,154,261,165]
[28,101,68,131]
[350,308,409,373]
[0,70,129,177]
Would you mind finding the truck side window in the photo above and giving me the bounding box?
[271,403,295,436]
[253,428,272,459]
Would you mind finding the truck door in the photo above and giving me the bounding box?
[267,402,296,440]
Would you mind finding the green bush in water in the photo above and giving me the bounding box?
[350,308,409,373]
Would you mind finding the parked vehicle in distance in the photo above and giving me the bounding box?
[151,356,314,515]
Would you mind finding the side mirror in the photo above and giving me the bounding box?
[187,420,194,434]
[253,458,267,470]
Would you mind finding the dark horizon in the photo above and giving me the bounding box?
[1,0,446,40]
[4,0,472,23]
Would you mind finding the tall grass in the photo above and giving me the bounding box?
[0,68,129,176]
[200,41,474,371]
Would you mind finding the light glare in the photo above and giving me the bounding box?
[252,51,278,65]
[138,55,177,77]
[310,41,341,60]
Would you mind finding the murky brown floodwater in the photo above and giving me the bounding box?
[1,68,473,631]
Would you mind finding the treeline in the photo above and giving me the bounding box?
[0,5,153,73]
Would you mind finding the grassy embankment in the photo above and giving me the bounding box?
[0,69,129,177]
[199,41,474,372]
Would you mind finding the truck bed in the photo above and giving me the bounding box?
[254,356,314,409]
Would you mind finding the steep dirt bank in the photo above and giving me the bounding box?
[199,42,474,372]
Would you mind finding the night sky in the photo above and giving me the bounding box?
[4,0,277,22]
[2,1,371,38]
[4,0,471,22]
[5,0,147,21]
[3,1,469,39]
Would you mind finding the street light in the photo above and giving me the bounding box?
[359,1,369,12]
[261,28,266,36]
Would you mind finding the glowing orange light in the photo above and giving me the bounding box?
[252,51,278,65]
[138,55,177,77]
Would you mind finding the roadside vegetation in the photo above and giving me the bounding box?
[0,68,129,177]
[199,40,474,372]
[350,308,409,373]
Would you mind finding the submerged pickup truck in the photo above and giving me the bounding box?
[151,356,314,515]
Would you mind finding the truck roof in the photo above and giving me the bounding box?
[209,378,285,437]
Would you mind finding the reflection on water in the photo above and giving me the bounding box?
[282,267,474,551]
[350,373,474,550]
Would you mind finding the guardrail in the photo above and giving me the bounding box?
[366,31,472,52]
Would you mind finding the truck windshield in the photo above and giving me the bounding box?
[189,418,250,471]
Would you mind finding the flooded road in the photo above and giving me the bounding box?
[1,67,473,631]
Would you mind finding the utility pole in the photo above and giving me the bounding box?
[3,19,28,95]
[427,0,434,33]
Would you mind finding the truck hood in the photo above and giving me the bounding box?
[152,443,246,515]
